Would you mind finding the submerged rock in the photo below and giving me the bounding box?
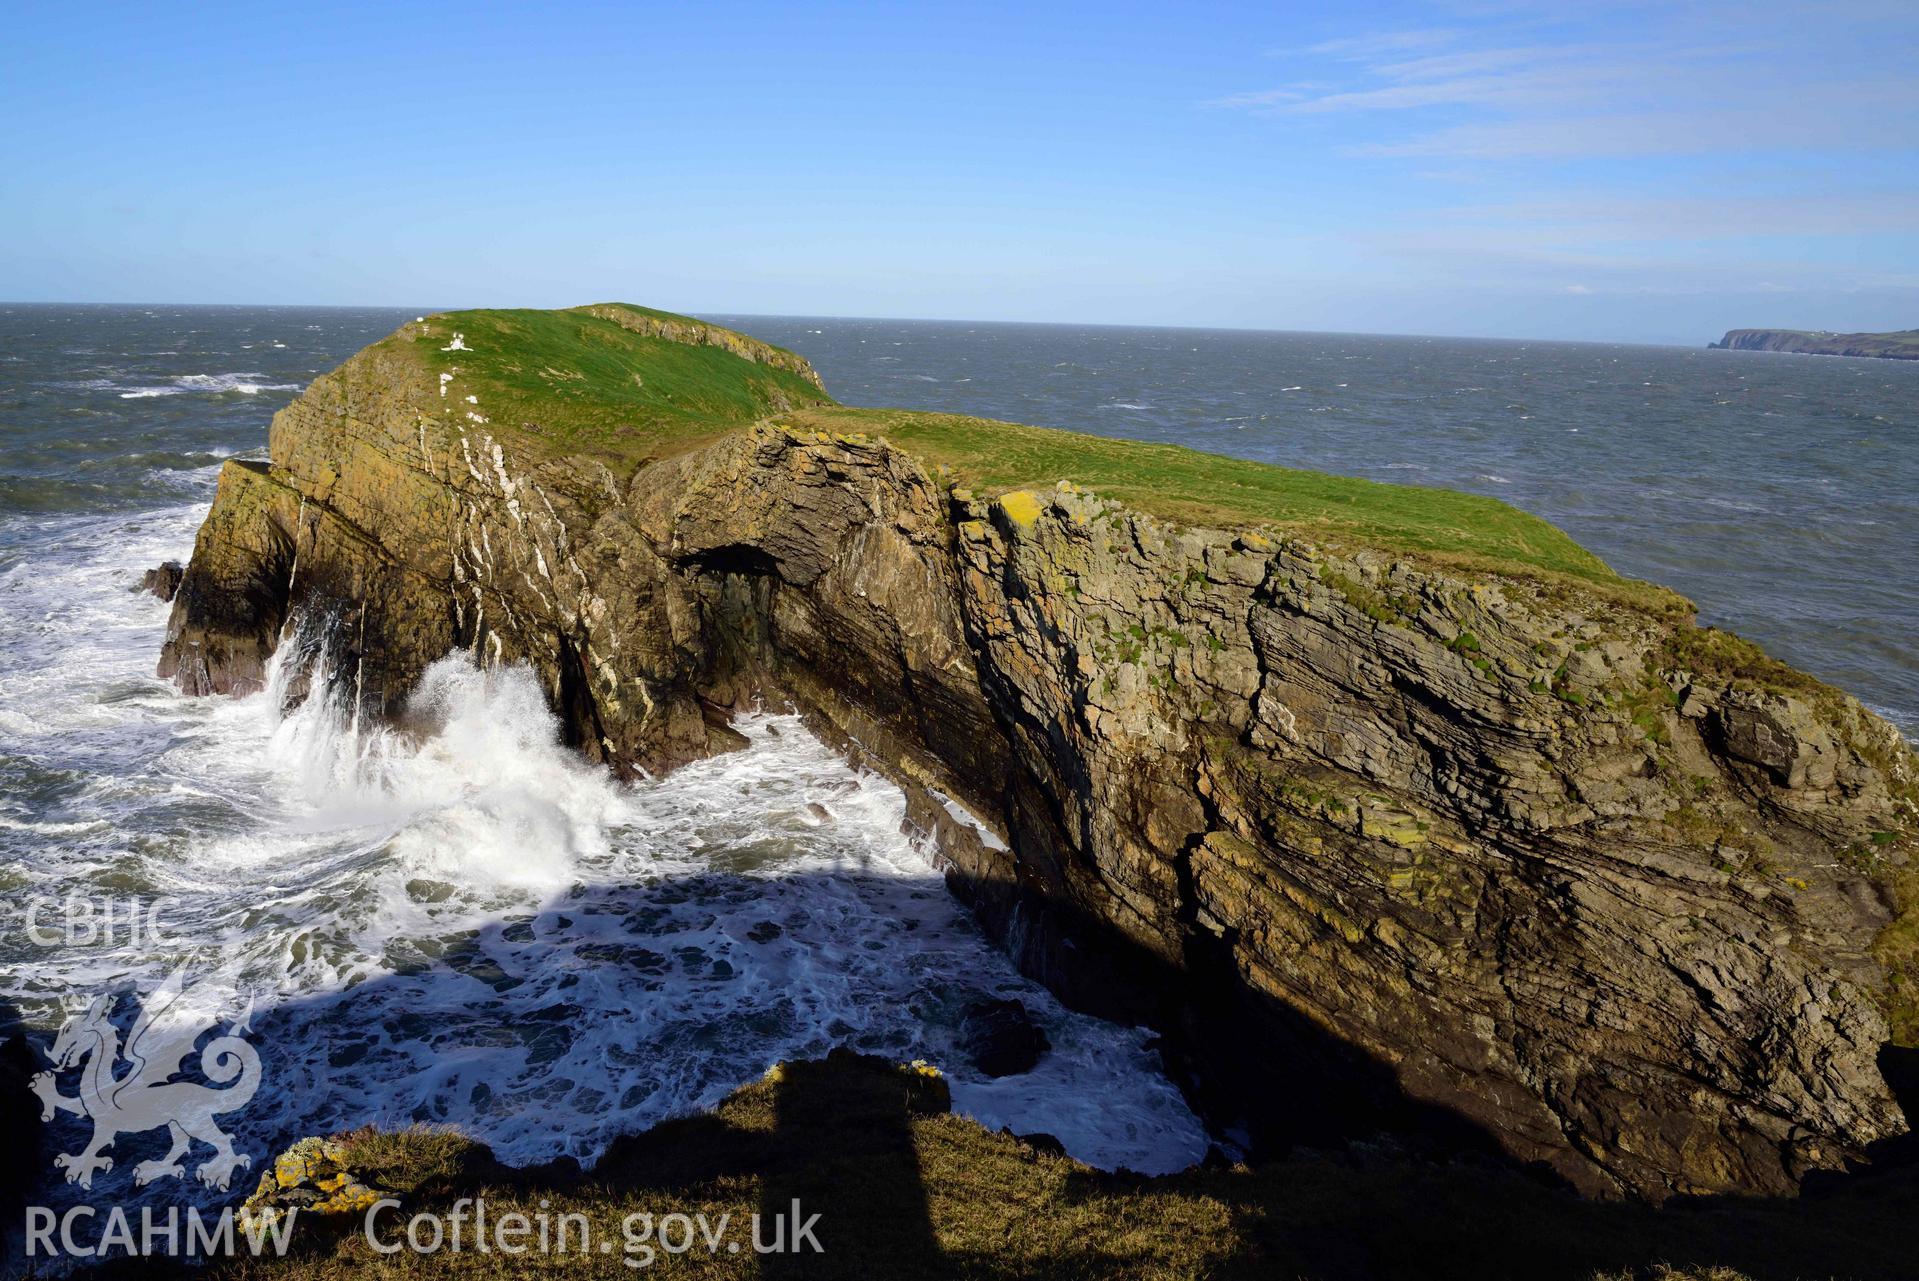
[961,999,1051,1077]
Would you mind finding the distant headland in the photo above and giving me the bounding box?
[1709,327,1919,359]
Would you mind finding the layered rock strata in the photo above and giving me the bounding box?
[160,313,1919,1201]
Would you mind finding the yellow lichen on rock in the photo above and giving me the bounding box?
[246,1135,392,1223]
[997,489,1045,527]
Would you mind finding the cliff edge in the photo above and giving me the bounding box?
[158,304,1919,1201]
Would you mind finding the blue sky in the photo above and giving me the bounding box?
[2,1,1915,342]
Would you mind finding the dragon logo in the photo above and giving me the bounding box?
[30,972,262,1191]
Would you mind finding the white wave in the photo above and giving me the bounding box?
[116,372,304,398]
[0,814,110,835]
[0,526,1209,1191]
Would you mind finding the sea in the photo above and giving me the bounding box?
[1,304,1913,1220]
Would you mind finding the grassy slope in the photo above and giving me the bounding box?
[805,405,1625,588]
[380,304,1650,599]
[151,1055,1910,1281]
[383,304,838,461]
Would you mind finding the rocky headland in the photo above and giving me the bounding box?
[157,303,1919,1205]
[1709,328,1919,360]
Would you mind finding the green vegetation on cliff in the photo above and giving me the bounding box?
[387,303,838,457]
[805,405,1622,588]
[390,304,1634,594]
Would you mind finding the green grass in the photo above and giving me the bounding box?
[371,303,1667,600]
[381,304,835,460]
[796,405,1640,592]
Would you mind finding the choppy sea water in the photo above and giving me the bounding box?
[0,305,1913,1221]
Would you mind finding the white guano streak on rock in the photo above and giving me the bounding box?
[458,436,486,487]
[486,440,517,497]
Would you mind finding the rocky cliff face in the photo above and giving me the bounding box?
[160,311,1919,1202]
[1710,328,1919,360]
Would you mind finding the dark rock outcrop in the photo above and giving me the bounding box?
[138,559,184,601]
[0,1022,41,1227]
[158,311,1919,1202]
[959,999,1050,1077]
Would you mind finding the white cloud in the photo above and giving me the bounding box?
[1355,94,1919,158]
[1216,9,1919,159]
[1282,66,1614,115]
[1297,29,1462,60]
[1436,192,1919,239]
[1351,223,1919,297]
[1204,4,1919,325]
[1204,87,1305,109]
[1370,45,1567,80]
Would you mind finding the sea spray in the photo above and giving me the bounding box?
[1,549,1208,1220]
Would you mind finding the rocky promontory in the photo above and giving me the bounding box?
[158,303,1919,1203]
[1709,328,1919,360]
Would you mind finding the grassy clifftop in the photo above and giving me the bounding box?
[385,303,1640,596]
[380,304,837,455]
[803,405,1622,587]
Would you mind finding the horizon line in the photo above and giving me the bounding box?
[0,299,1717,350]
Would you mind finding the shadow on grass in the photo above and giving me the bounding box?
[168,1043,1917,1281]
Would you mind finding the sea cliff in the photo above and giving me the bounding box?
[1709,328,1919,360]
[159,304,1919,1202]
